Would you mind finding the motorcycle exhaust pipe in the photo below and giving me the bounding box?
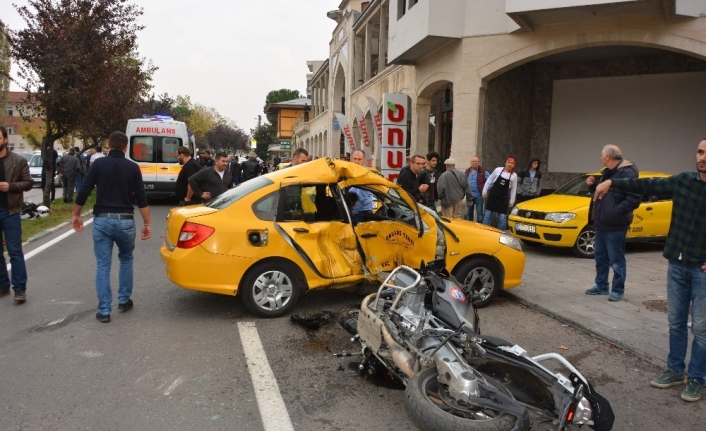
[381,324,416,377]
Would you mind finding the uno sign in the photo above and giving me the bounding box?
[381,93,408,184]
[135,127,176,134]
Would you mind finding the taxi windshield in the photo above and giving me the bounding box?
[554,175,592,197]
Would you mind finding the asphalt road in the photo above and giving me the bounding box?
[1,201,704,430]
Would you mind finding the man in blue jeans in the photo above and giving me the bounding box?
[585,145,640,302]
[464,156,489,222]
[72,131,151,323]
[0,126,33,303]
[594,138,706,403]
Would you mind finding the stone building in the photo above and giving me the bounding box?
[295,0,706,189]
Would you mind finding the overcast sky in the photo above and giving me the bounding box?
[2,0,337,132]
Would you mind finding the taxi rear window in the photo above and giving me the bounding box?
[207,176,274,210]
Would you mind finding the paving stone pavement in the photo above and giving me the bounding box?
[503,242,685,367]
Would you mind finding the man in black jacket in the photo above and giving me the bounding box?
[240,151,261,182]
[397,154,427,204]
[185,152,232,204]
[585,144,641,302]
[175,146,201,204]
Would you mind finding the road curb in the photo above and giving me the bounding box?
[22,209,94,247]
[501,289,668,369]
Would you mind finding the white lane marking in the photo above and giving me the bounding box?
[77,351,103,358]
[163,375,186,396]
[136,371,152,384]
[7,218,94,272]
[45,317,67,326]
[237,321,294,431]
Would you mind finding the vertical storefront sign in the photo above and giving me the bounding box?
[333,112,356,155]
[381,93,407,183]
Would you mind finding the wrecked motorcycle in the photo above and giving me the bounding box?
[347,262,614,431]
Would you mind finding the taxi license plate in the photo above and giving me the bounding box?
[515,223,536,234]
[145,183,155,190]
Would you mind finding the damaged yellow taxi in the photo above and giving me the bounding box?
[160,158,525,317]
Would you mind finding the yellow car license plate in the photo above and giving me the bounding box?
[515,223,536,234]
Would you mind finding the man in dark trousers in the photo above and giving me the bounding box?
[594,139,706,403]
[584,144,640,302]
[418,151,440,209]
[72,131,151,323]
[185,151,232,204]
[60,148,82,203]
[175,146,201,205]
[228,154,241,187]
[0,126,33,303]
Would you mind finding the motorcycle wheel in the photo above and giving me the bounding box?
[452,257,501,308]
[405,367,523,431]
[240,261,303,318]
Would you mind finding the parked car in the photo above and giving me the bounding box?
[508,171,672,258]
[29,151,62,188]
[15,152,34,163]
[160,158,525,317]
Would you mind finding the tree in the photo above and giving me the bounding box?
[264,88,302,130]
[205,122,249,153]
[9,0,148,207]
[0,20,9,119]
[79,54,155,148]
[133,92,177,119]
[251,123,277,160]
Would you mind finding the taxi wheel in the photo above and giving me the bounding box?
[573,226,596,258]
[452,258,501,308]
[240,261,303,318]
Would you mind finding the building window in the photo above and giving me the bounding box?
[6,105,12,116]
[7,126,14,135]
[8,143,15,151]
[409,0,418,9]
[362,2,369,11]
[398,0,406,19]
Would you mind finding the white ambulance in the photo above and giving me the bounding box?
[125,116,194,197]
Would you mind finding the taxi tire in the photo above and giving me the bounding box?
[452,257,501,308]
[573,225,596,258]
[240,261,303,318]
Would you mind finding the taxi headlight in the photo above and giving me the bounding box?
[499,233,522,251]
[510,206,519,216]
[545,212,576,223]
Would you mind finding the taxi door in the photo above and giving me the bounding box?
[348,185,437,275]
[629,195,672,238]
[275,184,364,279]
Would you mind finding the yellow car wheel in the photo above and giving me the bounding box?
[240,261,304,318]
[452,257,501,308]
[573,226,596,259]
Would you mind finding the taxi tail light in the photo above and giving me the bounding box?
[177,222,214,249]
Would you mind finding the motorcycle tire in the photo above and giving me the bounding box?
[404,367,526,431]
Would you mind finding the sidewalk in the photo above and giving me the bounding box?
[504,242,673,367]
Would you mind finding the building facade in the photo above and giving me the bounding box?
[295,0,706,188]
[3,91,65,153]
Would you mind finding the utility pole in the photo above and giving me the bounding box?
[257,115,262,127]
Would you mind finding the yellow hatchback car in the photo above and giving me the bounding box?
[160,158,525,317]
[508,171,672,258]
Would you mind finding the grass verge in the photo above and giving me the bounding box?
[21,193,97,242]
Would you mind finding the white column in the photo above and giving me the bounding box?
[378,3,388,74]
[364,23,372,81]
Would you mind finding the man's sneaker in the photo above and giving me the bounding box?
[13,291,26,303]
[681,379,702,402]
[118,299,133,312]
[650,369,685,388]
[585,285,609,295]
[95,312,111,323]
[0,288,10,299]
[609,291,624,302]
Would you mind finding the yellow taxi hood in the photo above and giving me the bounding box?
[516,194,590,213]
[270,158,386,187]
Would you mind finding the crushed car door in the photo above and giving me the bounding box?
[348,185,437,274]
[276,183,364,279]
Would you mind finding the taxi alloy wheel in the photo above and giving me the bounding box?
[452,257,501,308]
[573,225,596,258]
[241,261,303,318]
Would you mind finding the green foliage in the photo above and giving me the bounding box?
[0,20,9,117]
[251,123,277,160]
[205,122,249,153]
[9,0,150,207]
